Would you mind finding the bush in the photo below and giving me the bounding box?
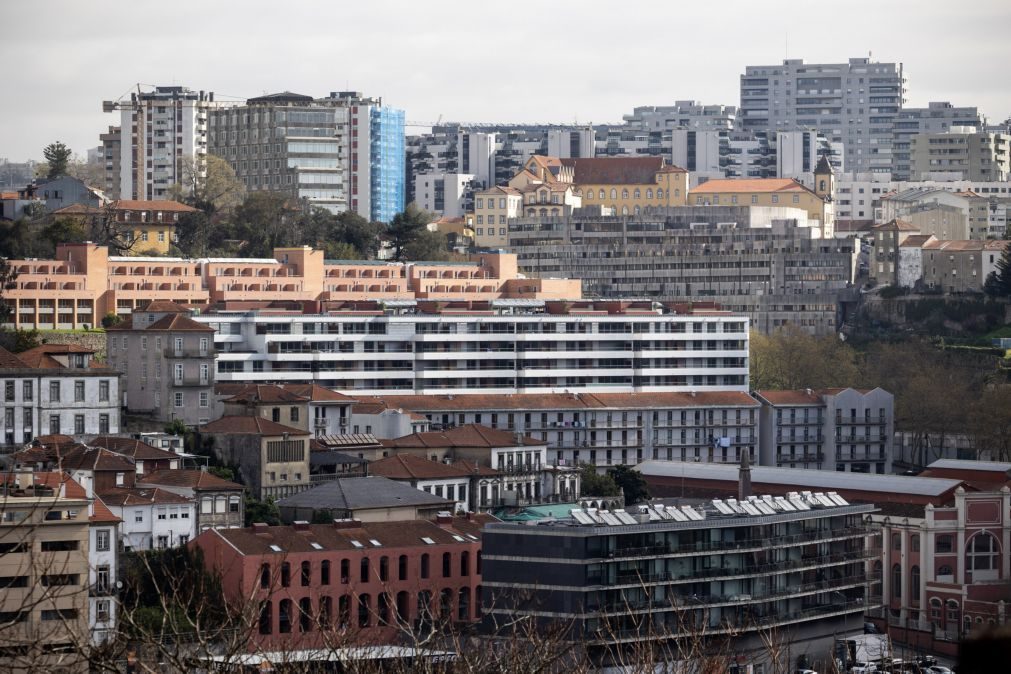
[101,312,122,328]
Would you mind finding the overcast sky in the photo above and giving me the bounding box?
[2,0,1010,161]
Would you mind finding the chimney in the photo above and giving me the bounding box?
[332,518,361,530]
[465,511,473,521]
[436,511,453,524]
[514,431,523,445]
[805,388,812,396]
[251,522,269,534]
[738,449,752,501]
[293,520,310,531]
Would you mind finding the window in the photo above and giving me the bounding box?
[398,554,408,581]
[260,563,271,589]
[174,392,184,407]
[967,532,998,572]
[910,565,920,599]
[321,560,331,585]
[96,529,110,552]
[73,380,85,402]
[421,553,430,579]
[360,557,370,583]
[259,600,272,634]
[99,380,109,402]
[281,562,291,587]
[279,599,292,633]
[3,381,13,401]
[74,414,85,435]
[358,594,371,627]
[49,381,60,402]
[911,535,920,552]
[379,556,389,582]
[49,414,60,435]
[936,534,953,553]
[199,392,208,408]
[96,600,110,622]
[98,413,110,435]
[892,564,902,598]
[461,550,470,576]
[290,407,299,423]
[22,381,32,401]
[301,561,311,587]
[442,552,452,578]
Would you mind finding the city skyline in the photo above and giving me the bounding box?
[2,0,1010,161]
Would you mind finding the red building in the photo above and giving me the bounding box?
[191,514,494,650]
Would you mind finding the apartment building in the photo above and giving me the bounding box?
[138,469,245,533]
[107,301,216,425]
[371,391,760,470]
[0,471,91,672]
[892,102,986,180]
[755,388,895,474]
[199,299,749,395]
[191,515,490,650]
[508,208,856,336]
[622,101,738,132]
[218,383,355,438]
[413,172,474,217]
[910,127,1011,182]
[207,91,404,221]
[920,239,1010,293]
[471,186,523,248]
[104,85,220,201]
[100,486,196,550]
[482,495,878,666]
[0,245,573,331]
[0,345,120,447]
[740,57,905,174]
[869,219,922,286]
[99,126,122,199]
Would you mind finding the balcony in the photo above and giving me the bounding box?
[165,348,214,359]
[173,376,210,388]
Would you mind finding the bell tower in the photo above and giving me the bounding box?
[814,154,834,202]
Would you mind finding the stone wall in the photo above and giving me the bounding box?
[0,330,109,361]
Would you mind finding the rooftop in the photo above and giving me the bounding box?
[381,424,544,449]
[691,178,816,195]
[369,454,500,480]
[200,416,309,436]
[139,469,244,491]
[276,476,453,511]
[560,156,686,184]
[373,391,759,412]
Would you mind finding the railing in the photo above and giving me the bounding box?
[164,348,212,359]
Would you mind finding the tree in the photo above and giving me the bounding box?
[401,229,456,261]
[969,386,1011,462]
[244,495,281,526]
[12,328,41,352]
[749,325,861,390]
[101,312,122,328]
[0,257,17,325]
[579,464,621,497]
[387,203,433,261]
[984,244,1011,297]
[42,141,72,179]
[232,192,296,257]
[171,154,246,216]
[609,465,649,505]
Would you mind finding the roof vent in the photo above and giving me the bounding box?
[332,518,361,530]
[252,522,269,534]
[436,511,453,524]
[293,520,310,531]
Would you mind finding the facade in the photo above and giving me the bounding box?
[99,125,122,199]
[740,57,905,174]
[878,188,975,240]
[368,453,501,513]
[755,388,895,474]
[200,415,311,500]
[106,85,219,201]
[34,176,107,212]
[100,486,196,550]
[0,471,91,672]
[0,345,120,448]
[910,127,1011,182]
[471,185,522,248]
[622,101,738,132]
[482,495,878,666]
[892,102,986,180]
[896,234,936,288]
[106,301,216,425]
[373,391,761,470]
[110,199,197,255]
[690,177,833,232]
[276,476,454,523]
[200,299,749,395]
[413,172,474,217]
[138,469,245,533]
[191,515,489,650]
[0,246,574,331]
[218,383,355,438]
[920,239,1010,293]
[508,208,856,335]
[869,219,921,286]
[207,91,404,221]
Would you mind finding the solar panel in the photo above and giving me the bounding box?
[586,509,604,523]
[570,509,595,525]
[615,511,638,525]
[755,501,777,515]
[666,506,688,522]
[741,502,762,516]
[712,499,735,515]
[600,511,622,526]
[814,493,836,507]
[774,497,796,512]
[726,499,746,514]
[682,506,703,521]
[789,497,811,511]
[827,492,849,506]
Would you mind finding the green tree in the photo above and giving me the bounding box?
[608,465,650,505]
[335,210,383,258]
[401,229,455,261]
[171,154,246,216]
[0,257,17,325]
[42,141,72,178]
[985,244,1011,297]
[12,328,41,352]
[579,464,621,497]
[164,418,188,436]
[244,495,281,526]
[750,325,861,390]
[101,312,122,328]
[387,203,432,261]
[232,192,294,257]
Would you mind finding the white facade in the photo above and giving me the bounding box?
[897,244,925,288]
[457,131,497,188]
[546,128,595,158]
[413,172,475,217]
[417,476,470,513]
[199,303,750,395]
[88,516,118,643]
[107,498,197,551]
[0,371,120,446]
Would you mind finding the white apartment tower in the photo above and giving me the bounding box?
[105,86,220,201]
[740,57,906,174]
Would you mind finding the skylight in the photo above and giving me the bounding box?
[421,537,436,545]
[369,539,382,547]
[310,542,324,550]
[350,540,365,549]
[451,535,465,542]
[269,544,282,552]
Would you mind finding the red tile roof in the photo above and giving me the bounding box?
[280,383,355,403]
[223,384,307,404]
[90,436,178,461]
[0,346,28,369]
[111,199,198,213]
[33,471,88,499]
[62,447,137,473]
[373,391,759,412]
[369,454,500,480]
[99,486,193,506]
[691,178,815,195]
[560,156,686,184]
[871,219,919,232]
[140,300,189,313]
[200,415,309,436]
[139,469,244,491]
[382,424,543,449]
[91,497,122,523]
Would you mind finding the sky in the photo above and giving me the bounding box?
[2,0,1010,161]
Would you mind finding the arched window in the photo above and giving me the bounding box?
[321,560,331,586]
[460,551,470,576]
[598,189,605,199]
[398,555,408,581]
[259,600,272,635]
[299,597,312,632]
[440,588,453,619]
[622,189,629,199]
[475,585,483,617]
[610,188,617,199]
[634,188,641,199]
[378,592,391,626]
[379,556,389,582]
[946,598,960,623]
[585,190,593,201]
[339,594,350,627]
[621,206,629,215]
[340,558,350,584]
[421,553,430,579]
[929,597,942,625]
[260,563,271,589]
[458,587,470,620]
[656,188,664,200]
[281,562,291,587]
[442,552,452,578]
[551,208,559,216]
[892,533,902,550]
[891,564,902,598]
[967,532,999,574]
[634,205,641,215]
[911,534,920,552]
[358,594,371,627]
[319,595,332,627]
[301,561,311,587]
[910,565,920,602]
[279,598,292,633]
[396,591,410,624]
[539,208,547,216]
[360,557,370,583]
[647,188,653,199]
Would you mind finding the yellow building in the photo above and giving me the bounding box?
[472,186,523,248]
[690,178,834,231]
[518,155,689,215]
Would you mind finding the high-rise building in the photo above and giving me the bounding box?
[413,172,475,217]
[740,57,905,174]
[622,101,738,132]
[207,91,404,221]
[891,102,985,180]
[910,127,1010,182]
[104,86,220,201]
[99,126,121,199]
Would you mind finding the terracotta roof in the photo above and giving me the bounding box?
[99,486,193,506]
[899,235,935,248]
[62,447,136,473]
[139,469,244,491]
[111,199,197,213]
[691,178,815,195]
[373,391,759,412]
[478,185,521,196]
[139,300,189,313]
[32,471,88,499]
[147,314,215,332]
[559,156,685,184]
[277,476,452,511]
[15,344,96,369]
[0,346,28,369]
[382,424,543,449]
[90,436,178,461]
[871,219,919,232]
[200,415,309,436]
[203,515,496,556]
[369,454,501,480]
[51,204,105,216]
[91,496,122,523]
[280,384,355,403]
[224,384,307,404]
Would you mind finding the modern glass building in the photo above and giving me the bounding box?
[369,105,405,223]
